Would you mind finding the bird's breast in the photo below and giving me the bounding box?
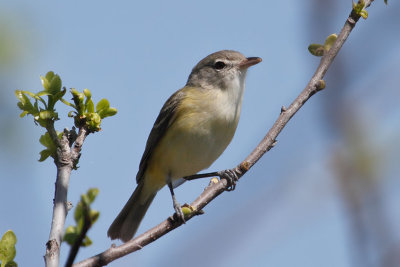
[149,86,244,181]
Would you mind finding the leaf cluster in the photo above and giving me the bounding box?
[15,71,64,127]
[66,88,117,132]
[353,0,369,19]
[15,71,118,162]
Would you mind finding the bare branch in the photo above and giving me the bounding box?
[44,126,89,267]
[74,1,375,265]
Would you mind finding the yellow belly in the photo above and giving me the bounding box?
[144,86,242,192]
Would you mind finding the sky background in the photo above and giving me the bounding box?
[1,1,399,266]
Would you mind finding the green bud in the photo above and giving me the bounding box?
[0,230,17,267]
[39,149,53,162]
[83,88,91,98]
[70,88,79,96]
[181,205,195,218]
[39,110,53,120]
[308,44,325,57]
[360,10,368,19]
[324,34,337,52]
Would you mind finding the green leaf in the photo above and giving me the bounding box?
[100,107,118,118]
[0,230,17,267]
[96,99,109,113]
[53,88,67,103]
[86,99,95,113]
[15,91,34,112]
[39,149,53,162]
[36,91,52,97]
[63,226,78,246]
[40,75,51,91]
[86,188,99,203]
[19,111,28,118]
[38,131,61,161]
[4,260,17,267]
[90,210,100,224]
[49,74,62,94]
[384,0,387,5]
[61,98,76,108]
[45,71,55,82]
[74,202,84,223]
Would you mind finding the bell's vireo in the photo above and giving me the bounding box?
[108,50,261,242]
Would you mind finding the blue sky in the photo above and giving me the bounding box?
[1,1,399,266]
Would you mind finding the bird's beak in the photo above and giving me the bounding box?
[239,57,262,69]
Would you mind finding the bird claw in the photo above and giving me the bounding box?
[218,169,239,191]
[173,201,186,224]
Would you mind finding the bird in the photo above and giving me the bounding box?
[108,50,261,242]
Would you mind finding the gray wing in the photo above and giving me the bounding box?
[136,89,186,184]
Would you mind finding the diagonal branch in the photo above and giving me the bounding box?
[73,1,374,266]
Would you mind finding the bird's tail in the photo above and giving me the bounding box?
[107,181,156,242]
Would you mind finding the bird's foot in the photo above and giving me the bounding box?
[218,169,239,191]
[172,198,186,224]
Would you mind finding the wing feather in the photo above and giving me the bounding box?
[136,89,186,183]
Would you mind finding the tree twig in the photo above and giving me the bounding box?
[65,203,93,267]
[73,1,374,266]
[45,125,89,267]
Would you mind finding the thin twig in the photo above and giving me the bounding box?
[65,204,92,267]
[73,1,374,266]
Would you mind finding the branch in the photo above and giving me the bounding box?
[74,1,374,266]
[65,203,93,267]
[45,125,89,267]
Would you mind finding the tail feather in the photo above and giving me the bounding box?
[107,182,156,242]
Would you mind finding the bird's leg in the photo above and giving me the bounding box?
[183,171,219,181]
[184,169,239,191]
[167,182,185,223]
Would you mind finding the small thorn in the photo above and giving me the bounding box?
[66,201,73,211]
[196,209,205,215]
[271,139,278,147]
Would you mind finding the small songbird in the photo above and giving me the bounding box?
[108,50,261,242]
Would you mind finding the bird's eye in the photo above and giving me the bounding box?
[214,61,226,70]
